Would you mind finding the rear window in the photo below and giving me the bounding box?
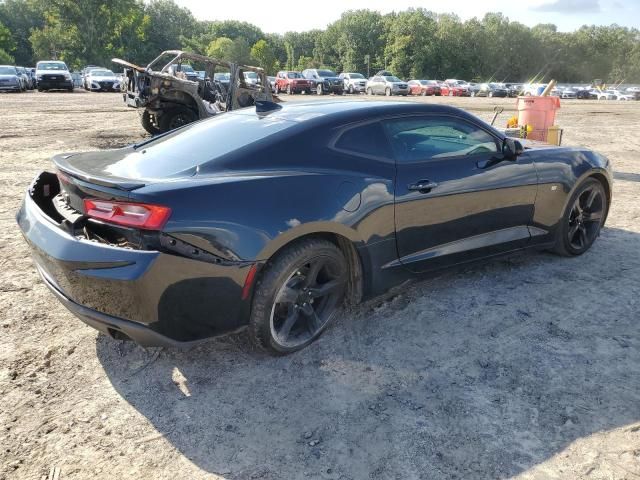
[104,113,294,180]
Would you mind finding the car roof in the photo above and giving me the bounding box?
[232,100,488,128]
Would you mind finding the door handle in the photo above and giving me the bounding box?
[408,180,438,193]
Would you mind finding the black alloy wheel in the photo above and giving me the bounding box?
[249,239,347,354]
[159,107,197,132]
[554,178,607,256]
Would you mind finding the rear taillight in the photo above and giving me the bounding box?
[83,199,171,230]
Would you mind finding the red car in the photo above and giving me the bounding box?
[440,80,471,97]
[408,79,440,96]
[274,71,312,94]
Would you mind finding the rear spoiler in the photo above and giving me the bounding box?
[54,154,145,191]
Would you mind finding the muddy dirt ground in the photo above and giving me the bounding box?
[0,91,639,480]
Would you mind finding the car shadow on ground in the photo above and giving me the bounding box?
[96,226,640,479]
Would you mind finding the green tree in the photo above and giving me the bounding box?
[250,39,278,74]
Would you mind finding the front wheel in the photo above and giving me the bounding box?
[141,109,162,135]
[316,84,324,95]
[249,239,348,354]
[552,178,607,256]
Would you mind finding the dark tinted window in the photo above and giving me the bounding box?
[103,113,294,180]
[334,122,391,158]
[384,116,498,162]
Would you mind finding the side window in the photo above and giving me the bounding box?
[334,122,391,158]
[383,116,498,163]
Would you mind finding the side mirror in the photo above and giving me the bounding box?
[503,138,524,159]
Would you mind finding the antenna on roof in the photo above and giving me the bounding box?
[255,100,282,114]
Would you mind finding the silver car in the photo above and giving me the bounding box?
[85,69,121,92]
[0,65,23,92]
[365,74,409,96]
[339,72,367,94]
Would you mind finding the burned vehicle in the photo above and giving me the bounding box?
[113,50,273,134]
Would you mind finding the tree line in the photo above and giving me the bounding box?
[1,0,639,83]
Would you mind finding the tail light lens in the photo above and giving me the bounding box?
[83,199,171,230]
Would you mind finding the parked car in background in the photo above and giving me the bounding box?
[81,66,104,89]
[168,63,200,83]
[0,65,23,92]
[440,81,470,97]
[339,72,368,94]
[504,83,523,97]
[366,74,409,96]
[302,69,344,95]
[470,82,508,98]
[593,89,616,100]
[36,60,74,92]
[607,89,634,101]
[551,87,577,99]
[84,69,121,92]
[267,76,276,93]
[523,83,547,96]
[16,66,34,90]
[275,71,312,94]
[408,79,438,96]
[572,87,597,99]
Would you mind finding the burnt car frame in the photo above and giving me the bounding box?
[17,101,612,355]
[113,50,273,134]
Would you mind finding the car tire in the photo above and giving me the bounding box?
[471,91,476,97]
[552,178,608,257]
[141,109,162,135]
[249,238,348,355]
[488,91,494,98]
[158,107,197,132]
[317,84,324,95]
[385,87,391,96]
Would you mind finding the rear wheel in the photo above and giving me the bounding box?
[553,178,607,256]
[159,107,197,132]
[249,239,348,354]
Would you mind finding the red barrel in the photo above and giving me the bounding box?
[517,96,560,141]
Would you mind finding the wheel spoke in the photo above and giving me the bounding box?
[302,306,322,333]
[309,278,346,298]
[578,225,588,247]
[568,222,580,241]
[304,259,326,287]
[278,308,301,340]
[300,302,314,317]
[583,211,603,223]
[584,188,599,209]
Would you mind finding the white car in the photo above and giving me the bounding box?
[522,83,547,96]
[84,69,121,92]
[608,89,634,101]
[593,89,616,100]
[35,60,74,92]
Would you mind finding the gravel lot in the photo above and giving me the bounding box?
[1,91,639,480]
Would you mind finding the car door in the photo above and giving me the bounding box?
[385,114,538,273]
[373,76,382,94]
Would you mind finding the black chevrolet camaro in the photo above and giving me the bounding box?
[17,101,612,354]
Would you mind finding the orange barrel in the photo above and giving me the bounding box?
[516,96,560,141]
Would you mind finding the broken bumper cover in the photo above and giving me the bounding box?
[16,174,253,346]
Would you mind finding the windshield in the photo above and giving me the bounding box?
[108,113,294,179]
[0,66,17,75]
[180,64,195,73]
[37,62,67,71]
[92,70,114,77]
[349,73,365,79]
[317,70,336,77]
[214,73,230,81]
[244,72,258,79]
[287,72,303,79]
[384,76,402,82]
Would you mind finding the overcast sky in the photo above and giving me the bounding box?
[174,0,638,33]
